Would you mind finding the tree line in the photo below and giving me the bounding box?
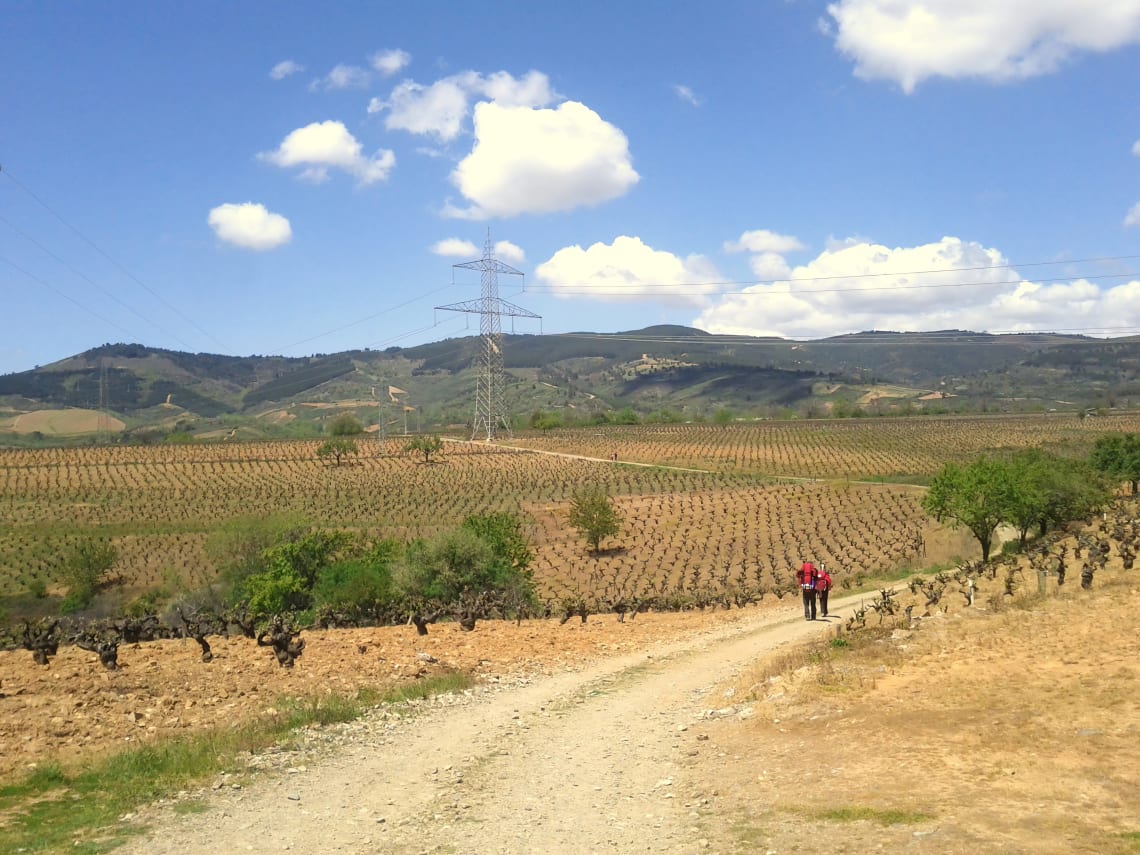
[922,434,1140,561]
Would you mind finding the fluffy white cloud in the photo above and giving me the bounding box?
[724,229,805,254]
[694,235,1140,338]
[495,240,526,265]
[269,60,304,81]
[827,0,1140,92]
[1133,139,1140,156]
[447,101,639,219]
[371,77,472,140]
[535,236,719,306]
[371,48,410,76]
[259,121,395,185]
[429,237,525,263]
[1125,202,1140,228]
[312,63,371,91]
[748,252,793,281]
[674,84,701,107]
[431,237,480,257]
[368,70,557,141]
[207,202,292,251]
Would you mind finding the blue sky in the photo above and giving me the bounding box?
[3,0,1140,375]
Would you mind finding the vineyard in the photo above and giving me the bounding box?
[507,412,1140,478]
[1,412,1134,609]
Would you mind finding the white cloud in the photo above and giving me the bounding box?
[749,252,793,281]
[674,84,701,107]
[312,63,371,91]
[270,60,304,81]
[369,70,557,141]
[259,120,395,185]
[431,237,480,257]
[694,235,1140,338]
[429,237,523,262]
[207,202,292,251]
[1133,139,1140,156]
[495,240,525,265]
[724,229,805,254]
[827,0,1140,92]
[371,77,472,140]
[535,236,720,307]
[1125,202,1140,228]
[447,101,639,219]
[371,48,411,76]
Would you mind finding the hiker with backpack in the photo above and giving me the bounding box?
[796,560,818,621]
[815,562,833,617]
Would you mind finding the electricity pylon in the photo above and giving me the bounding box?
[437,230,540,440]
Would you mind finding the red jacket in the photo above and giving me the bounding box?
[797,562,817,589]
[814,569,832,592]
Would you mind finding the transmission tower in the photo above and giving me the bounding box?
[437,230,541,440]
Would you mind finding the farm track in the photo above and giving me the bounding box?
[116,595,859,855]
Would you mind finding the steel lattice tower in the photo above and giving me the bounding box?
[437,231,541,440]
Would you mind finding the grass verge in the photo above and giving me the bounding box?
[0,670,473,854]
[819,806,934,825]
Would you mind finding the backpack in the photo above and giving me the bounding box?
[800,562,816,589]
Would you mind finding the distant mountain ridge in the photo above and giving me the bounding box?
[2,327,1138,438]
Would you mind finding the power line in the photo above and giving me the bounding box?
[1,166,227,351]
[269,284,456,355]
[0,253,138,339]
[523,252,1140,294]
[0,211,197,350]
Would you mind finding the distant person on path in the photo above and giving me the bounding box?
[815,563,833,617]
[796,560,818,621]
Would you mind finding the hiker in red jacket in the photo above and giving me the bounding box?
[796,561,818,621]
[815,563,833,617]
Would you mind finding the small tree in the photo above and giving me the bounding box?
[568,487,623,553]
[328,413,364,436]
[1089,433,1140,494]
[405,433,443,463]
[317,437,358,465]
[59,539,117,613]
[922,457,1011,561]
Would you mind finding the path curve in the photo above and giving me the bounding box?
[116,597,861,854]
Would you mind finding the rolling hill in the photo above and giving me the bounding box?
[2,327,1139,440]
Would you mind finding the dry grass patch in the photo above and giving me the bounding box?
[685,566,1140,854]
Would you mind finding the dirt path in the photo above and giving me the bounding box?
[116,599,855,854]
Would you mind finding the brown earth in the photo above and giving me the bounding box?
[5,409,126,435]
[3,523,1137,854]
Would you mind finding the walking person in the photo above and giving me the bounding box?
[815,562,833,617]
[796,560,818,621]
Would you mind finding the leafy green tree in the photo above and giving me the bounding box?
[312,541,399,617]
[1036,456,1109,535]
[922,457,1012,561]
[713,408,735,425]
[1006,449,1109,543]
[568,487,623,553]
[242,563,309,617]
[1089,433,1140,494]
[529,410,562,432]
[235,530,352,619]
[405,433,443,463]
[395,528,496,603]
[206,513,307,596]
[1002,449,1053,548]
[317,437,358,465]
[328,413,364,436]
[59,539,118,613]
[461,512,534,574]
